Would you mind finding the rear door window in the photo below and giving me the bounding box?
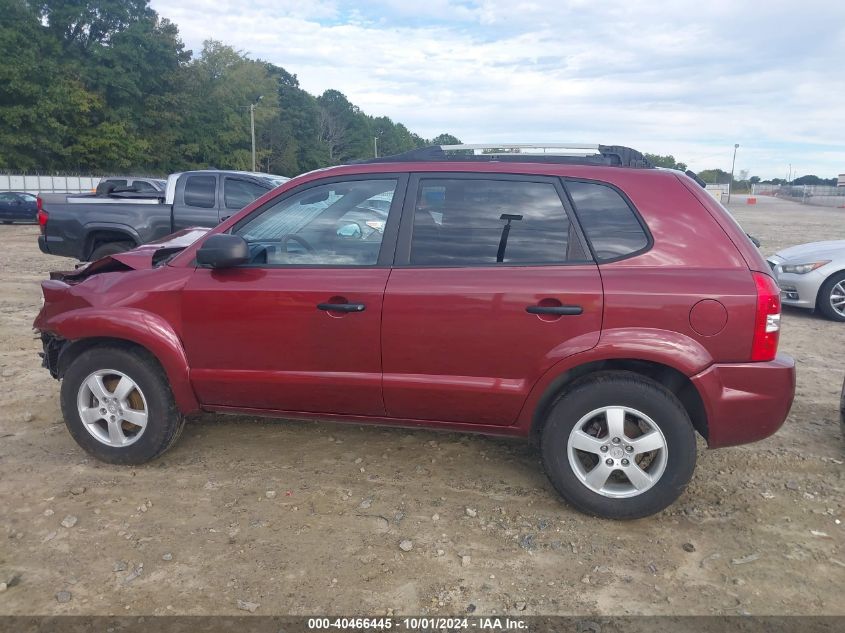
[409,178,574,266]
[565,180,649,261]
[184,175,217,208]
[224,178,270,209]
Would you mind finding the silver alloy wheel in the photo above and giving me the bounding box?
[567,406,668,499]
[830,281,845,317]
[76,369,148,447]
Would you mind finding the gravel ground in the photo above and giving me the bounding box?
[0,194,842,616]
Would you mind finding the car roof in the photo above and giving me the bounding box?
[289,144,658,183]
[291,159,679,183]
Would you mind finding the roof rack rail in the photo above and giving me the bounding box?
[357,143,653,168]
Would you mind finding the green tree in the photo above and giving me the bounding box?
[269,66,326,175]
[429,133,462,145]
[0,0,458,175]
[697,168,732,184]
[316,89,373,163]
[792,175,836,186]
[644,153,687,171]
[371,117,421,157]
[0,0,95,170]
[37,0,153,52]
[179,41,280,170]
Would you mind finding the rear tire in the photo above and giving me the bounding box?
[2,221,12,225]
[60,346,184,465]
[89,241,133,261]
[541,372,696,519]
[816,271,845,322]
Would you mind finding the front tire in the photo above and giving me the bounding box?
[541,372,696,519]
[816,271,845,322]
[60,346,184,464]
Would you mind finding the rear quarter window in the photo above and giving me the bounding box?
[184,175,217,208]
[225,178,270,209]
[565,180,649,261]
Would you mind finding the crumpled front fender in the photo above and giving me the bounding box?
[39,307,200,414]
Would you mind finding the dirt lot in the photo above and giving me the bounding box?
[0,195,843,616]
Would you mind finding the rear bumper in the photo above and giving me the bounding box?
[691,354,796,448]
[38,234,79,259]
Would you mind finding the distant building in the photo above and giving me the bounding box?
[838,174,845,187]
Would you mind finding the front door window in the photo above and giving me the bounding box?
[233,179,397,266]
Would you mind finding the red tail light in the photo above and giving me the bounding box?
[751,271,781,361]
[36,197,48,235]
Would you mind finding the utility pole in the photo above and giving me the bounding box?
[727,143,739,204]
[373,136,378,158]
[249,95,263,172]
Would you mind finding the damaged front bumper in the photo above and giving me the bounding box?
[39,331,67,379]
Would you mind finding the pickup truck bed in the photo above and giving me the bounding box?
[38,170,286,261]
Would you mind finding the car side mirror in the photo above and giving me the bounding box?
[337,222,363,239]
[196,234,249,268]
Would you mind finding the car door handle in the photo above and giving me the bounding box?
[526,304,583,316]
[317,303,366,313]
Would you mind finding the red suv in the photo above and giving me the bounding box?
[34,144,795,519]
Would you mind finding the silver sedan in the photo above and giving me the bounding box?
[767,240,845,321]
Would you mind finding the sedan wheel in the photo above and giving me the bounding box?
[829,280,845,318]
[817,271,845,322]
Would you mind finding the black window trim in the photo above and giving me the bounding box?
[225,172,409,269]
[393,171,594,268]
[560,177,654,264]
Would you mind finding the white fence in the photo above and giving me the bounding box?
[0,173,102,194]
[752,184,845,208]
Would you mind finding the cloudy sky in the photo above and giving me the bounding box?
[150,0,844,179]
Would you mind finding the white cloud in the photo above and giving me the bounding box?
[151,0,845,178]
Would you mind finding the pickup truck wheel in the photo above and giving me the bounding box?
[541,372,696,519]
[60,346,185,465]
[89,241,133,261]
